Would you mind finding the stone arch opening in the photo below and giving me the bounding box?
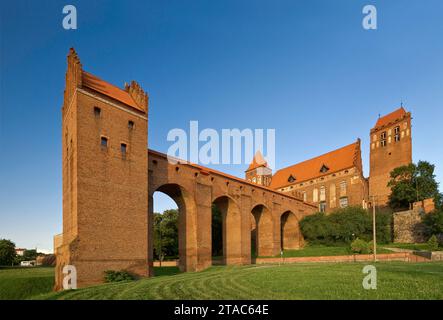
[251,204,274,257]
[150,183,197,272]
[212,196,242,265]
[280,211,301,251]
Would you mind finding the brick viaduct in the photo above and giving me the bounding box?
[54,49,316,289]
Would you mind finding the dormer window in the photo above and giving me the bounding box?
[320,164,329,173]
[288,175,296,183]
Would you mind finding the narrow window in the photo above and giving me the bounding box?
[121,143,127,155]
[94,106,101,117]
[340,181,347,196]
[128,120,134,129]
[320,186,326,201]
[319,201,326,212]
[380,131,387,147]
[101,136,108,148]
[394,126,400,142]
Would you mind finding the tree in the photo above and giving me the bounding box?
[388,161,441,210]
[153,209,179,260]
[0,239,16,266]
[23,249,38,261]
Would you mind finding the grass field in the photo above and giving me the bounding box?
[0,267,54,300]
[382,243,441,251]
[27,262,443,300]
[280,245,393,258]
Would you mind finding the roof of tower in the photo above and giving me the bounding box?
[373,107,407,130]
[246,151,269,172]
[82,71,145,113]
[269,140,361,189]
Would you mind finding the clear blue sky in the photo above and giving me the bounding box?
[1,0,442,252]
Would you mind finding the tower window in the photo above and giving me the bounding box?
[101,136,108,148]
[394,126,400,142]
[128,120,135,129]
[121,143,127,155]
[380,131,387,147]
[94,106,101,117]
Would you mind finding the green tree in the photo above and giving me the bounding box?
[23,249,38,261]
[422,208,443,240]
[153,209,179,260]
[0,239,16,266]
[388,161,441,210]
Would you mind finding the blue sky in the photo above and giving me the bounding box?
[1,0,442,252]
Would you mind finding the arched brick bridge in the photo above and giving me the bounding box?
[148,150,317,272]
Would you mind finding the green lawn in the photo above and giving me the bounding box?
[0,267,54,300]
[34,262,443,300]
[278,245,393,258]
[382,243,441,251]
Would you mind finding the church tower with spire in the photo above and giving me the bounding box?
[245,151,272,187]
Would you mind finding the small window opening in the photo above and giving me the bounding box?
[121,143,127,154]
[101,136,108,148]
[94,107,101,117]
[128,120,134,129]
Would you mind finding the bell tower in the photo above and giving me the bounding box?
[369,107,412,206]
[245,151,272,187]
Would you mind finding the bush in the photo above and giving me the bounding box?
[351,238,370,254]
[104,270,135,283]
[427,235,439,251]
[299,206,392,246]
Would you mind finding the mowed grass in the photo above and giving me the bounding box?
[382,243,442,251]
[35,262,443,300]
[280,245,393,258]
[0,267,54,300]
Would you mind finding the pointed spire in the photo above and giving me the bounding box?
[246,151,268,172]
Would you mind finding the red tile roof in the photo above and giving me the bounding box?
[270,141,361,189]
[246,151,268,171]
[82,71,144,112]
[374,107,407,129]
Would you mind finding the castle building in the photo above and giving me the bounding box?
[246,107,412,212]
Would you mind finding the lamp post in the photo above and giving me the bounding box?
[371,196,377,262]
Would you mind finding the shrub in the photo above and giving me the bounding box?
[299,206,392,246]
[427,235,439,251]
[351,238,370,254]
[104,270,135,283]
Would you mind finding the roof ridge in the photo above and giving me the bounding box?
[274,141,358,174]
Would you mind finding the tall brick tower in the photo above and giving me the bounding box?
[245,151,272,187]
[369,107,412,206]
[55,48,150,289]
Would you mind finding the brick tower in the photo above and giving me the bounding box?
[369,107,412,206]
[55,48,150,289]
[245,151,272,187]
